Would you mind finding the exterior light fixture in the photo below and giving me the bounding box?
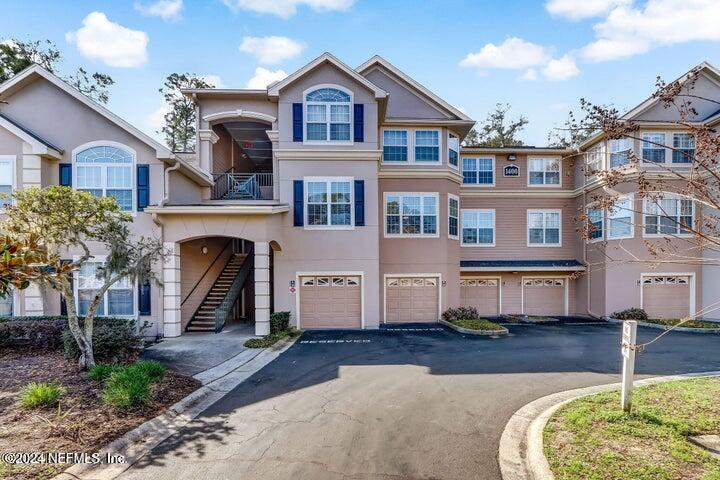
[201,246,209,255]
[507,153,517,161]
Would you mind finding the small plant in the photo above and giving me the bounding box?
[244,329,300,348]
[19,382,63,409]
[612,308,649,321]
[452,318,504,331]
[100,361,166,410]
[442,306,481,323]
[270,311,291,334]
[131,360,166,383]
[88,363,122,381]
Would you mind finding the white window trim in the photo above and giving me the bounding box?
[461,156,496,187]
[461,208,496,247]
[585,144,605,174]
[380,128,410,163]
[640,272,696,319]
[526,209,562,247]
[448,132,460,170]
[0,154,17,210]
[72,254,138,319]
[71,140,137,214]
[413,128,442,164]
[639,131,695,166]
[527,157,562,188]
[586,203,605,243]
[608,138,633,169]
[302,84,354,146]
[448,193,459,240]
[642,193,694,239]
[303,176,355,231]
[383,192,440,238]
[607,194,635,240]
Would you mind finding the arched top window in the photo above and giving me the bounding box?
[304,85,352,142]
[74,143,135,212]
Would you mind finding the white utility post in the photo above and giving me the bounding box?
[621,320,638,412]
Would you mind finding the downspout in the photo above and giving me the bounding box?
[160,159,181,207]
[582,159,602,319]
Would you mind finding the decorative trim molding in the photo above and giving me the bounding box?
[202,109,276,124]
[144,204,290,215]
[266,130,279,142]
[460,189,574,198]
[198,129,219,144]
[378,168,463,183]
[275,149,382,161]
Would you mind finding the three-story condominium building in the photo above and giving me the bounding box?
[0,53,716,336]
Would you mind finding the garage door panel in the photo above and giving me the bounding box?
[385,277,439,324]
[461,279,500,316]
[643,276,690,319]
[300,275,361,329]
[523,278,565,316]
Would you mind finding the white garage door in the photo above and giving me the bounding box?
[523,278,566,316]
[386,277,439,323]
[300,276,361,329]
[460,278,500,316]
[642,276,691,319]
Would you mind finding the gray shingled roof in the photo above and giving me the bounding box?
[0,112,64,153]
[460,259,584,268]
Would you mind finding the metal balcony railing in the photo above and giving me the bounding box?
[212,172,273,200]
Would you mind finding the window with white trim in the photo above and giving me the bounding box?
[463,157,494,185]
[75,145,134,211]
[587,206,604,240]
[672,133,695,163]
[76,261,134,317]
[528,210,560,245]
[462,210,495,246]
[305,87,352,142]
[385,193,438,236]
[586,144,603,173]
[382,130,408,162]
[528,158,560,185]
[414,130,440,162]
[305,177,353,228]
[643,195,693,236]
[448,133,459,168]
[0,156,14,207]
[448,195,459,239]
[609,138,632,168]
[642,132,666,163]
[607,196,634,239]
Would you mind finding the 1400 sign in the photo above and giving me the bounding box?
[503,165,519,177]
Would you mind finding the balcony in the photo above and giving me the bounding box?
[212,172,273,200]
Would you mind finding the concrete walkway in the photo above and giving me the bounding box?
[142,323,256,375]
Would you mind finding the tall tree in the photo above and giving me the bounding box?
[547,102,618,148]
[159,73,214,152]
[467,103,528,147]
[0,39,115,104]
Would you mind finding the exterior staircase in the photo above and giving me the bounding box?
[186,253,249,332]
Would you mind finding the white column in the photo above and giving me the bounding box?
[22,147,42,188]
[266,130,280,201]
[23,284,44,316]
[254,242,271,336]
[163,242,182,337]
[197,129,219,174]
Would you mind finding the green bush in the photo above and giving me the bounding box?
[100,361,166,410]
[63,318,145,363]
[0,319,66,349]
[441,306,481,323]
[88,364,122,381]
[19,382,63,409]
[611,308,649,321]
[270,311,291,334]
[452,318,504,331]
[131,360,166,383]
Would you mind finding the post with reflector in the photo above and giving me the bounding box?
[621,320,638,412]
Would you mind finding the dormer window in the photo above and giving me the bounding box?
[304,86,352,142]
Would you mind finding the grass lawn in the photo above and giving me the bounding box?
[449,318,504,331]
[544,377,720,480]
[244,329,301,348]
[646,318,720,329]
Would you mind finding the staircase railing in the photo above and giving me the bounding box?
[181,239,233,308]
[214,245,254,333]
[211,172,273,200]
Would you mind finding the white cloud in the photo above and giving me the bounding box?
[542,55,580,80]
[460,37,550,70]
[545,0,629,20]
[134,0,183,21]
[239,36,305,64]
[65,12,148,68]
[519,68,538,81]
[222,0,353,18]
[549,102,570,111]
[200,75,225,88]
[246,67,288,89]
[145,102,169,132]
[581,0,720,62]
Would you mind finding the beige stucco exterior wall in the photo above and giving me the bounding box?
[364,67,450,120]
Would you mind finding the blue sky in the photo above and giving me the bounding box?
[3,0,720,145]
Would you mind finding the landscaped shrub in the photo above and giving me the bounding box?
[131,360,166,383]
[63,318,146,363]
[270,311,291,334]
[441,306,481,323]
[0,319,66,349]
[19,382,63,409]
[88,364,122,381]
[611,308,649,321]
[100,361,166,410]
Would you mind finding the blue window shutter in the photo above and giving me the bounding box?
[138,282,151,315]
[292,103,303,142]
[59,163,72,186]
[293,180,304,226]
[137,164,150,211]
[353,104,364,142]
[354,180,365,226]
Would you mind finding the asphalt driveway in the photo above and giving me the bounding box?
[119,323,720,480]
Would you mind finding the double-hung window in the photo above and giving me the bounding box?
[607,196,634,239]
[448,194,459,239]
[305,87,352,142]
[528,158,560,186]
[644,194,693,236]
[305,177,353,228]
[448,133,459,168]
[75,145,134,211]
[76,261,134,317]
[609,138,632,168]
[642,133,666,163]
[672,133,695,163]
[385,193,438,236]
[586,145,603,174]
[528,210,561,246]
[587,206,604,241]
[462,210,495,246]
[414,130,440,162]
[382,130,408,162]
[0,156,14,207]
[463,157,494,185]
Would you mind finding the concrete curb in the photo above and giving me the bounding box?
[607,317,720,334]
[53,336,300,480]
[439,318,509,336]
[499,370,720,480]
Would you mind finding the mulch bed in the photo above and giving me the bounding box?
[0,349,201,480]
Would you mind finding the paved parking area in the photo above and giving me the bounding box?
[120,323,720,480]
